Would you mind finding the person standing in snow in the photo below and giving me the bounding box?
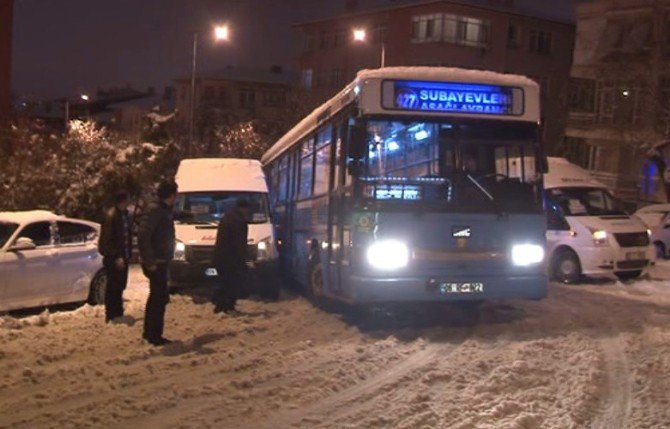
[98,190,133,322]
[212,199,251,315]
[138,180,178,346]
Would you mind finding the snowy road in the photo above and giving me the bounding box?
[2,265,670,429]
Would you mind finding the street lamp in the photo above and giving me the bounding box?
[352,28,385,68]
[64,93,90,128]
[188,24,230,156]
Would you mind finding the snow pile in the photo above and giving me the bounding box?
[1,266,670,428]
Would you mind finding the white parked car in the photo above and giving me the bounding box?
[635,203,670,259]
[0,210,106,312]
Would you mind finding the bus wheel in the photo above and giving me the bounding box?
[308,261,325,304]
[552,249,582,284]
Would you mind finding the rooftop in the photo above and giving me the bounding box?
[295,0,576,27]
[176,66,298,86]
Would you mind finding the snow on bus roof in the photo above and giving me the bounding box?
[261,67,539,165]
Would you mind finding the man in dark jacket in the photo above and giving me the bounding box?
[138,180,178,345]
[98,191,133,322]
[212,199,250,314]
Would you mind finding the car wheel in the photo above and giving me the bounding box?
[615,270,643,281]
[552,249,582,284]
[88,269,107,305]
[655,242,666,260]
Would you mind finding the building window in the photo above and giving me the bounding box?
[330,68,345,88]
[568,78,596,113]
[304,33,315,52]
[508,23,521,48]
[263,91,286,108]
[334,29,346,47]
[301,69,313,89]
[373,25,388,44]
[597,81,643,125]
[239,90,256,109]
[412,13,490,48]
[319,31,331,49]
[529,29,552,54]
[411,14,443,42]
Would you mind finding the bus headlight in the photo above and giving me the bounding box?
[511,244,544,266]
[366,240,409,270]
[174,240,186,261]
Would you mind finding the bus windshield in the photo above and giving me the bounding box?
[547,187,627,217]
[363,119,540,212]
[175,192,270,225]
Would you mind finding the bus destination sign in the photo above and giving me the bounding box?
[382,80,523,116]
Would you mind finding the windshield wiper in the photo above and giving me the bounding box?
[466,174,506,218]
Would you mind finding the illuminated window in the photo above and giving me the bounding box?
[301,69,313,89]
[411,14,443,43]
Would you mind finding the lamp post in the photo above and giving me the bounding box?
[64,93,90,128]
[188,24,230,156]
[353,28,385,68]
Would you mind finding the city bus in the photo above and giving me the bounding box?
[261,67,547,306]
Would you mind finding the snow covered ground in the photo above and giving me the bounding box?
[2,264,670,429]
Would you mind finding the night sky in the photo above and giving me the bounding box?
[11,0,577,99]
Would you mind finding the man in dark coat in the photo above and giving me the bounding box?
[138,180,178,345]
[98,191,133,322]
[212,199,250,314]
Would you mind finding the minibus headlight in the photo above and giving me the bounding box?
[256,236,272,260]
[591,229,608,246]
[366,240,409,270]
[174,240,186,261]
[511,244,544,266]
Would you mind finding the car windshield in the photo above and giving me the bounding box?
[547,187,627,216]
[362,119,541,213]
[0,222,19,248]
[175,192,270,224]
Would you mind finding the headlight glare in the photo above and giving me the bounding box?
[366,240,409,270]
[591,229,608,246]
[174,240,186,261]
[511,244,544,266]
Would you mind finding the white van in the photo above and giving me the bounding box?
[544,158,654,282]
[169,158,278,293]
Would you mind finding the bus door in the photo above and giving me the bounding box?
[326,120,352,296]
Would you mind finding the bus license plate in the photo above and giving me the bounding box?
[205,268,218,277]
[626,251,645,261]
[436,282,484,294]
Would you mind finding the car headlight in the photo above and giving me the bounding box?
[511,244,544,266]
[366,240,409,270]
[590,229,608,246]
[174,240,186,261]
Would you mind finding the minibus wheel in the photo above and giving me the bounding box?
[552,249,582,284]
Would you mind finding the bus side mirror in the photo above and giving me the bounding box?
[350,121,367,160]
